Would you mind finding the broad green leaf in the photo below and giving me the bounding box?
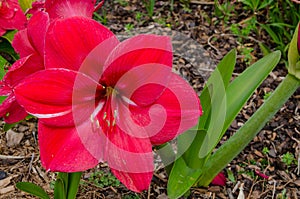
[180,49,236,168]
[167,157,202,199]
[0,96,7,104]
[3,122,18,131]
[18,0,35,12]
[0,38,19,61]
[2,30,17,43]
[54,173,68,199]
[67,172,82,199]
[156,142,176,175]
[223,50,281,134]
[16,182,50,199]
[288,23,300,79]
[0,55,7,80]
[54,179,66,199]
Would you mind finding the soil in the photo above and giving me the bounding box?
[1,1,300,199]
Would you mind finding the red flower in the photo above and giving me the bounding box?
[15,17,202,192]
[0,0,98,123]
[0,0,27,36]
[0,11,48,123]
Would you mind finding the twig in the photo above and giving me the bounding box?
[292,0,300,4]
[207,35,221,56]
[147,184,151,199]
[190,1,215,5]
[271,180,276,199]
[0,155,26,159]
[232,181,241,193]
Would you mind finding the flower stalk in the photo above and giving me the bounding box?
[198,73,300,186]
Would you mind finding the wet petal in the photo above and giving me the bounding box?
[45,17,116,71]
[0,0,26,31]
[12,29,35,57]
[126,73,201,145]
[0,94,27,123]
[4,54,43,87]
[111,169,152,192]
[105,125,153,192]
[27,11,49,56]
[101,34,173,88]
[14,68,100,117]
[38,122,98,172]
[114,63,172,106]
[45,0,96,19]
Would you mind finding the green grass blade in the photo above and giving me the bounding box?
[16,182,50,199]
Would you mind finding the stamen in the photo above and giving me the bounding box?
[103,112,107,120]
[91,101,104,120]
[121,95,137,106]
[106,120,110,127]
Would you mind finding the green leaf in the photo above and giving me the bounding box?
[54,179,66,199]
[18,0,35,12]
[223,50,281,135]
[288,22,300,79]
[260,24,280,44]
[167,50,236,199]
[259,42,271,57]
[180,49,236,168]
[227,169,235,182]
[2,30,17,43]
[167,157,202,199]
[67,172,82,199]
[0,96,7,104]
[198,73,299,187]
[54,173,69,199]
[16,182,50,199]
[3,122,18,131]
[0,55,7,80]
[0,37,19,61]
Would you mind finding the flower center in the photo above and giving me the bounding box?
[90,86,119,133]
[105,86,117,97]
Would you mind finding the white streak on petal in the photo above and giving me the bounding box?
[29,110,72,118]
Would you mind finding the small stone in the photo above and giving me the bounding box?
[6,130,24,147]
[0,171,7,180]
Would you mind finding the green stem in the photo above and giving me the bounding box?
[198,74,300,186]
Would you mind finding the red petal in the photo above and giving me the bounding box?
[0,28,5,36]
[211,172,226,186]
[0,82,11,96]
[111,169,152,192]
[114,64,172,106]
[0,0,27,31]
[45,0,96,19]
[45,17,116,71]
[80,36,119,81]
[4,54,43,87]
[27,11,49,56]
[0,94,27,123]
[142,74,201,145]
[12,29,35,57]
[14,68,99,117]
[101,34,173,88]
[105,125,153,192]
[38,122,98,172]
